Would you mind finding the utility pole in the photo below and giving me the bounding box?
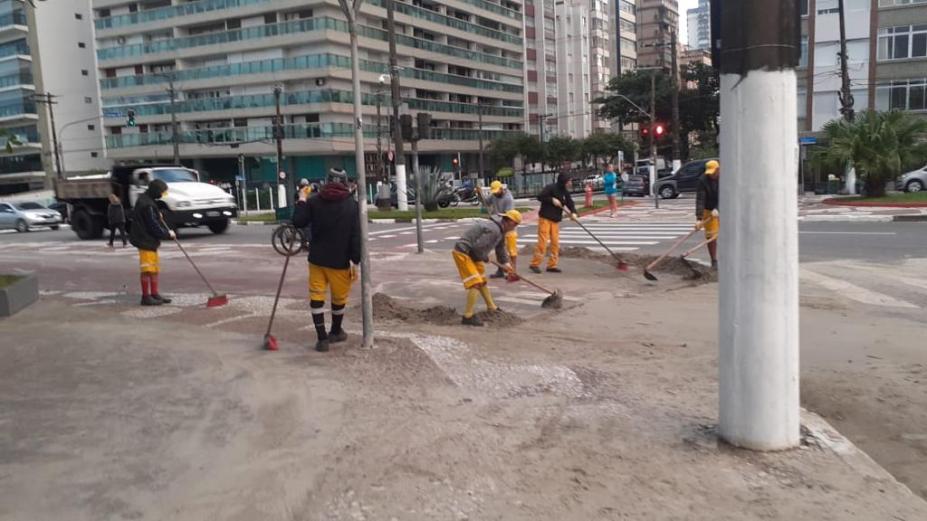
[670,28,682,172]
[649,73,659,209]
[338,0,374,348]
[718,0,801,450]
[167,78,179,164]
[477,103,484,180]
[376,91,383,179]
[34,92,62,179]
[412,112,430,254]
[837,0,857,195]
[386,0,408,211]
[238,153,248,213]
[273,85,287,209]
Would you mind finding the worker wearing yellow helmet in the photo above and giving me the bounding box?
[484,180,519,280]
[695,159,720,269]
[452,209,522,326]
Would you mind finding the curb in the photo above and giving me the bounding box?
[822,198,927,208]
[234,220,278,226]
[892,214,927,222]
[799,215,894,223]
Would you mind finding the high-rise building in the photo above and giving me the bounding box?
[525,0,559,137]
[798,0,927,134]
[91,0,526,182]
[612,0,637,75]
[0,0,43,194]
[635,0,679,71]
[554,0,592,139]
[686,0,710,51]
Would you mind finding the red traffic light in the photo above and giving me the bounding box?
[640,127,650,137]
[655,124,665,136]
[452,157,459,165]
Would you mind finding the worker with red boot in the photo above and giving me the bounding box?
[530,173,578,274]
[293,168,360,352]
[128,179,175,306]
[695,159,720,269]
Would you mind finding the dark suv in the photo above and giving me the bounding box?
[653,158,718,199]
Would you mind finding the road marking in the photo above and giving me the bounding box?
[829,261,927,291]
[518,239,657,246]
[426,239,439,244]
[378,234,397,238]
[800,269,919,309]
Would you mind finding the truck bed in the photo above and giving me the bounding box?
[55,178,116,201]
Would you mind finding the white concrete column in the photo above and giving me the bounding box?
[719,69,800,450]
[395,163,409,211]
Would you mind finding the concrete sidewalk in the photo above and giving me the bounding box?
[2,273,926,519]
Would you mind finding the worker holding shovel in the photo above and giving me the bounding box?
[452,209,522,326]
[128,179,175,306]
[530,173,578,274]
[293,168,360,353]
[695,160,720,269]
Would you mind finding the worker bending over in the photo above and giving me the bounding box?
[695,159,720,269]
[530,173,578,274]
[452,209,522,326]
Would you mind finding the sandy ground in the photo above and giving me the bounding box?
[1,248,926,520]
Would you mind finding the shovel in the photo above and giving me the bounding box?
[643,228,700,281]
[489,260,563,309]
[679,235,718,279]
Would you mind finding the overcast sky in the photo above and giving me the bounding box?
[678,0,699,46]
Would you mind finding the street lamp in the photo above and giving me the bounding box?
[56,114,106,173]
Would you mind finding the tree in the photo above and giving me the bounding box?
[487,133,520,172]
[579,132,635,168]
[545,136,579,170]
[812,110,927,197]
[0,129,23,154]
[515,133,543,175]
[679,62,720,138]
[597,71,672,126]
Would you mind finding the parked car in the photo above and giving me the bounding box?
[0,201,62,232]
[48,200,69,223]
[623,173,650,197]
[653,158,719,199]
[896,165,927,193]
[583,174,604,191]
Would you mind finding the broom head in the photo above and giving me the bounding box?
[263,333,279,351]
[206,294,229,308]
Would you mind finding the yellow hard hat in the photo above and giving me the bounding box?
[705,160,720,175]
[502,209,522,225]
[490,180,504,194]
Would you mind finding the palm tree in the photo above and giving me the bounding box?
[813,110,927,197]
[0,128,23,154]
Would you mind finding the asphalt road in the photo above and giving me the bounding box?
[4,220,924,264]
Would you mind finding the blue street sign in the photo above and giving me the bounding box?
[799,136,817,145]
[103,110,124,118]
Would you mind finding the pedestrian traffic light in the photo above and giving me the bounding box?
[127,109,136,127]
[400,114,414,141]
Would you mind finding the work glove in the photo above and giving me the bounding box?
[570,213,579,221]
[552,198,563,209]
[350,264,358,282]
[694,220,704,231]
[502,262,514,274]
[711,209,719,218]
[168,229,177,239]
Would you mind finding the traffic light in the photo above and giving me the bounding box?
[127,109,136,127]
[416,112,432,140]
[400,114,414,141]
[655,124,665,137]
[640,126,650,139]
[451,154,460,171]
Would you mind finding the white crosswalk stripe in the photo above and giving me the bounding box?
[518,221,693,252]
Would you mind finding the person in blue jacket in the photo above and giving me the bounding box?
[603,164,620,218]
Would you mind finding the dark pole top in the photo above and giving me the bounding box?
[720,1,801,75]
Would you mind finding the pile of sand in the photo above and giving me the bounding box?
[523,245,714,281]
[372,293,524,327]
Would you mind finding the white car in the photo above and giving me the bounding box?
[896,165,927,193]
[0,201,62,232]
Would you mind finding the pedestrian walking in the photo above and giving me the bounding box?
[484,181,519,280]
[695,160,720,269]
[292,168,360,353]
[106,193,127,248]
[530,173,578,274]
[128,179,175,306]
[603,164,620,218]
[452,209,521,326]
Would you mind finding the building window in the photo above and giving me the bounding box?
[81,69,89,76]
[84,97,92,104]
[800,0,809,16]
[78,42,86,48]
[90,152,98,158]
[876,78,927,111]
[87,124,95,130]
[800,36,809,67]
[879,25,927,60]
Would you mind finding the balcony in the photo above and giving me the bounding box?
[95,0,272,30]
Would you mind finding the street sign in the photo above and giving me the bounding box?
[799,136,817,145]
[103,110,123,118]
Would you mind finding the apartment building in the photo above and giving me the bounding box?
[554,0,591,138]
[635,0,678,70]
[524,0,558,136]
[799,0,927,133]
[613,0,637,74]
[685,0,709,50]
[0,0,43,194]
[92,0,526,182]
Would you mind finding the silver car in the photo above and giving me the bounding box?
[896,165,927,193]
[0,201,63,232]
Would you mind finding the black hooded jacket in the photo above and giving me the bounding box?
[536,173,577,222]
[292,181,361,269]
[129,180,173,251]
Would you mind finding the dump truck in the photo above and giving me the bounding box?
[55,164,238,240]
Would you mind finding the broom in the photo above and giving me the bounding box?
[263,226,303,351]
[490,260,563,309]
[170,236,229,308]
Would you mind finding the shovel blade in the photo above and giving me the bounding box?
[643,270,658,281]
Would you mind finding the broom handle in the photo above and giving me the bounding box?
[570,214,628,265]
[172,237,219,296]
[681,234,718,258]
[646,228,699,270]
[488,259,556,295]
[265,253,291,336]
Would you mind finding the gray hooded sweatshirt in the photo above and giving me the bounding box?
[454,217,510,264]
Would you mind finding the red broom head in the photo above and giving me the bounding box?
[264,334,278,351]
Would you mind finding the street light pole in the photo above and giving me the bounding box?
[670,28,682,172]
[273,85,287,209]
[718,0,801,450]
[167,78,179,165]
[650,73,659,209]
[33,92,62,179]
[338,0,374,348]
[386,0,408,211]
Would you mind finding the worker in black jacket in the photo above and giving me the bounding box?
[530,173,578,274]
[292,168,361,353]
[128,179,175,306]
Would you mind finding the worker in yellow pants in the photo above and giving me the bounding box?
[695,160,720,269]
[452,210,521,326]
[128,179,175,306]
[530,173,577,274]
